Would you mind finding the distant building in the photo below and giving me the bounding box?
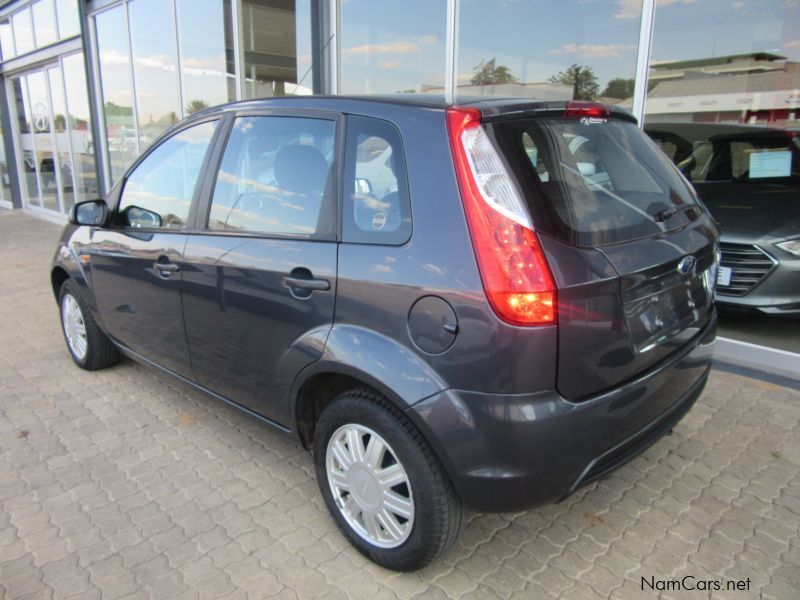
[641,53,800,126]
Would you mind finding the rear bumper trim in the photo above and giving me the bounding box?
[408,315,715,512]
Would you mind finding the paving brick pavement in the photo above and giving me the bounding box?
[1,210,798,599]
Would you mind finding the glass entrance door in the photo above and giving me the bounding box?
[8,54,97,216]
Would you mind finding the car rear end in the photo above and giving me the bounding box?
[409,100,719,512]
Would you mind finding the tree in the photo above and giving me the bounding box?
[185,99,210,115]
[602,78,635,99]
[471,60,518,86]
[549,64,599,101]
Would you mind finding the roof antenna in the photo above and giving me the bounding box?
[295,34,335,95]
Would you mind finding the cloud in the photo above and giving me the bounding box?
[614,0,695,19]
[420,34,438,45]
[378,60,403,70]
[548,43,636,58]
[784,39,800,49]
[342,41,421,56]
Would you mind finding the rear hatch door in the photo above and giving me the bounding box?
[487,105,718,400]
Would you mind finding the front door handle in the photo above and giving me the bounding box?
[282,276,330,291]
[154,261,180,276]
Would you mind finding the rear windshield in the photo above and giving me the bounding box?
[489,117,700,246]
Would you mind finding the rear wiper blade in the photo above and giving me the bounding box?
[654,204,697,222]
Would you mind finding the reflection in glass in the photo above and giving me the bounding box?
[48,66,74,211]
[242,0,313,98]
[339,0,446,94]
[56,0,80,39]
[456,0,641,102]
[0,102,11,204]
[176,0,236,112]
[62,53,98,203]
[95,5,137,182]
[119,121,217,229]
[12,8,34,56]
[0,19,15,60]
[643,0,800,353]
[26,71,59,211]
[129,0,180,150]
[32,0,58,48]
[10,77,39,208]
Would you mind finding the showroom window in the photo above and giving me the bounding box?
[6,53,97,215]
[643,0,800,354]
[242,0,314,98]
[92,0,314,188]
[338,0,447,94]
[0,0,81,60]
[94,4,137,181]
[0,18,13,59]
[129,0,181,151]
[175,0,237,111]
[455,0,642,103]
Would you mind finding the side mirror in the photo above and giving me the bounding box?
[69,199,109,227]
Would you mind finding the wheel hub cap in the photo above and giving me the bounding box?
[61,294,87,360]
[326,424,414,548]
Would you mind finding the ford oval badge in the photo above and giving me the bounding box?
[677,256,697,276]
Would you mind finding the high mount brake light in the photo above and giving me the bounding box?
[563,101,612,119]
[446,107,557,326]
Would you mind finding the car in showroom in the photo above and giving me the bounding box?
[646,122,800,315]
[52,96,718,570]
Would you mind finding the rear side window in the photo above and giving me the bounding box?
[693,137,800,183]
[208,116,336,236]
[117,120,217,228]
[342,115,411,245]
[491,118,699,246]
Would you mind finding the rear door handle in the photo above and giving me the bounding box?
[282,276,330,291]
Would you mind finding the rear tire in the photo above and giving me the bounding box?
[58,279,120,371]
[313,388,462,571]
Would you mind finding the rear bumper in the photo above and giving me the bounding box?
[408,312,716,512]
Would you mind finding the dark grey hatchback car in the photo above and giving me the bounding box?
[52,96,718,570]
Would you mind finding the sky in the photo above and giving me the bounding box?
[338,0,800,93]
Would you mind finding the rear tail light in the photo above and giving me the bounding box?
[446,107,556,326]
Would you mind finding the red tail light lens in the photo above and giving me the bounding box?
[446,107,556,326]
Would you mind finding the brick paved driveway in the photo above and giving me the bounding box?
[1,210,798,599]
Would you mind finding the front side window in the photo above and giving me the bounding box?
[342,116,411,244]
[117,120,217,228]
[208,116,336,236]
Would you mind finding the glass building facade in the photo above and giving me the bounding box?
[0,0,798,360]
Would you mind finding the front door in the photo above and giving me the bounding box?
[182,113,339,426]
[90,119,219,377]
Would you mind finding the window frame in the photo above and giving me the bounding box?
[196,107,344,243]
[340,114,412,246]
[110,114,223,232]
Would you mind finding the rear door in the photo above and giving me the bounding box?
[181,111,339,426]
[489,110,717,400]
[89,119,219,377]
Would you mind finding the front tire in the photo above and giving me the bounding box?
[59,279,119,371]
[314,389,462,571]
